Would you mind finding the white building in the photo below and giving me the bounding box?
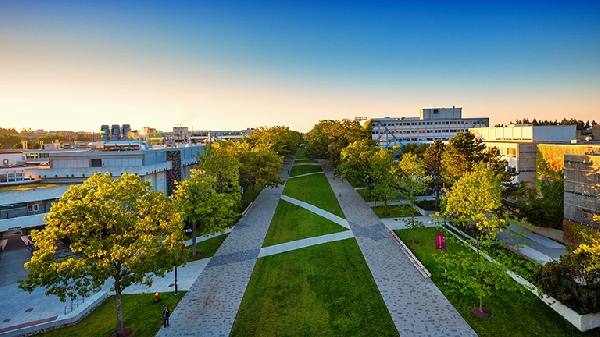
[369,107,489,148]
[0,143,204,233]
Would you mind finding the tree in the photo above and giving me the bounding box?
[369,147,397,214]
[424,140,445,201]
[305,119,372,167]
[199,141,241,194]
[233,141,283,191]
[173,168,240,257]
[248,126,301,158]
[396,152,430,244]
[336,139,378,190]
[441,131,486,187]
[19,173,186,337]
[573,215,600,273]
[442,163,517,317]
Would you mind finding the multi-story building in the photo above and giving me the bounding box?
[564,153,600,229]
[469,124,578,186]
[369,107,489,148]
[0,124,204,233]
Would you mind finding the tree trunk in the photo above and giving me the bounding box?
[115,270,124,337]
[191,223,197,257]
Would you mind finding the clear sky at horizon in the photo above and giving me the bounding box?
[1,1,599,133]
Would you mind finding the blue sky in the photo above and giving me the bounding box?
[1,1,599,132]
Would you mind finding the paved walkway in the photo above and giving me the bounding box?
[155,159,293,337]
[321,162,477,337]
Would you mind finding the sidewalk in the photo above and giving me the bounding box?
[322,161,477,337]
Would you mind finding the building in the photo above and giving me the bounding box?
[469,124,578,186]
[369,107,489,148]
[0,124,204,233]
[564,153,600,229]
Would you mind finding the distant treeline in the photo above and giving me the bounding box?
[495,118,597,130]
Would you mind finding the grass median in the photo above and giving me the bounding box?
[262,200,346,247]
[38,292,186,337]
[231,239,398,337]
[394,227,600,337]
[283,172,344,219]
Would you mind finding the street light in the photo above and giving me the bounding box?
[174,243,185,295]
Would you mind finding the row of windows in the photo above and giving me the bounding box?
[377,121,477,127]
[373,129,465,135]
[565,160,596,166]
[565,190,599,199]
[378,137,450,142]
[23,153,50,159]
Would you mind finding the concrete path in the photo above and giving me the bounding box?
[258,231,354,258]
[280,195,349,228]
[155,160,293,337]
[321,162,477,337]
[287,171,323,179]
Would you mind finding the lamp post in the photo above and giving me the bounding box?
[442,183,447,284]
[174,243,185,295]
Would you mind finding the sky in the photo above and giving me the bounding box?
[1,1,599,133]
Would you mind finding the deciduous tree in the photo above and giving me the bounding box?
[396,152,430,243]
[442,163,517,316]
[173,169,240,257]
[369,147,397,214]
[424,140,445,201]
[19,173,186,337]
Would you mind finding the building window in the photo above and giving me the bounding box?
[91,159,102,167]
[433,109,439,114]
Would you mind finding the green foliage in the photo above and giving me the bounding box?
[19,173,186,337]
[396,152,430,239]
[234,141,283,191]
[173,168,240,256]
[443,163,516,312]
[283,173,345,218]
[0,133,21,149]
[305,119,372,167]
[248,125,301,158]
[396,227,591,337]
[231,239,399,337]
[263,200,346,247]
[533,251,600,315]
[371,204,421,218]
[441,131,512,188]
[336,139,377,185]
[415,199,440,211]
[521,180,564,228]
[424,140,445,200]
[199,141,242,194]
[38,292,186,337]
[400,143,428,158]
[369,147,398,212]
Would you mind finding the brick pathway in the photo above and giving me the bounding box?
[155,161,292,337]
[323,163,477,337]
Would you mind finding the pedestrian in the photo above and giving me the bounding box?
[338,192,342,200]
[163,307,170,327]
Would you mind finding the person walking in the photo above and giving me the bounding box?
[338,192,342,200]
[163,307,170,327]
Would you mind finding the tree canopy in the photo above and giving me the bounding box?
[19,173,186,337]
[305,119,372,167]
[248,126,301,158]
[424,140,445,201]
[396,152,430,242]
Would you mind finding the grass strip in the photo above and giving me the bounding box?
[262,200,346,247]
[372,204,421,218]
[186,233,229,262]
[231,239,399,337]
[394,227,600,337]
[283,173,344,218]
[290,165,323,176]
[39,292,186,337]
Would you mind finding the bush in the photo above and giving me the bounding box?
[563,220,600,245]
[415,199,439,211]
[533,251,600,315]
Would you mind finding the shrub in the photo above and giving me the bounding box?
[563,220,600,245]
[533,251,600,315]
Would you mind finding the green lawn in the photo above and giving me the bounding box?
[263,200,346,247]
[283,173,344,218]
[290,164,323,176]
[356,188,375,201]
[186,233,229,262]
[372,204,421,218]
[394,227,600,337]
[231,239,399,337]
[39,292,186,337]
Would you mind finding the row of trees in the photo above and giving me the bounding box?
[19,125,297,337]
